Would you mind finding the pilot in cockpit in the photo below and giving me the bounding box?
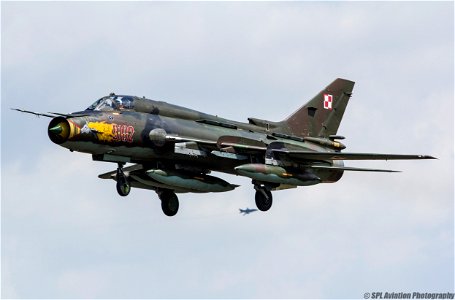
[86,94,134,112]
[104,98,114,109]
[114,98,123,110]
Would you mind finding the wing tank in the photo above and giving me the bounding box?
[235,163,321,186]
[147,169,238,193]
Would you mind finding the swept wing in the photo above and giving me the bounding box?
[272,150,436,161]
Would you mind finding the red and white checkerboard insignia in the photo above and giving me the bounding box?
[323,94,333,110]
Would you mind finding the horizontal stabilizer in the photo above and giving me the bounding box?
[310,165,400,173]
[273,150,436,161]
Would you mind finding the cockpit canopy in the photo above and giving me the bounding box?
[86,94,135,111]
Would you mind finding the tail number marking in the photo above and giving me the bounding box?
[323,94,333,110]
[113,124,135,143]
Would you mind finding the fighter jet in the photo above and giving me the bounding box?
[239,208,258,215]
[13,78,435,216]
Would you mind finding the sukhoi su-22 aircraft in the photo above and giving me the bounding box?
[14,78,435,216]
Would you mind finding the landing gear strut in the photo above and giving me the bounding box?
[157,190,179,217]
[254,185,273,211]
[116,164,131,196]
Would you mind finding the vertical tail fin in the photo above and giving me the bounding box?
[282,78,355,137]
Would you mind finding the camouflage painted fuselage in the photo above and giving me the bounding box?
[48,95,344,185]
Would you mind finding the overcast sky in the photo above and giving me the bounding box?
[1,1,454,299]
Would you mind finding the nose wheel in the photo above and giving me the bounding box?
[254,185,273,211]
[116,165,131,196]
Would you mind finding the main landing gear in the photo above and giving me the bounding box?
[157,190,179,217]
[254,184,273,211]
[116,164,131,196]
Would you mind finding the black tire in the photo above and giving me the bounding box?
[255,189,273,211]
[116,177,131,196]
[161,191,179,217]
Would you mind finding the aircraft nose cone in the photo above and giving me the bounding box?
[48,117,71,144]
[49,124,63,134]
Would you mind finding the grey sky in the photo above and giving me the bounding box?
[1,1,454,298]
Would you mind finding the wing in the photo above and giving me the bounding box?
[217,135,267,152]
[170,135,267,160]
[165,135,218,148]
[272,150,436,161]
[309,165,400,173]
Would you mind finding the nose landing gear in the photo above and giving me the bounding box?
[114,164,180,216]
[116,164,131,196]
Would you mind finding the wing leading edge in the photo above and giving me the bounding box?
[309,165,400,173]
[273,150,436,161]
[273,150,436,173]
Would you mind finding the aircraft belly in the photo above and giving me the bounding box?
[62,141,159,160]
